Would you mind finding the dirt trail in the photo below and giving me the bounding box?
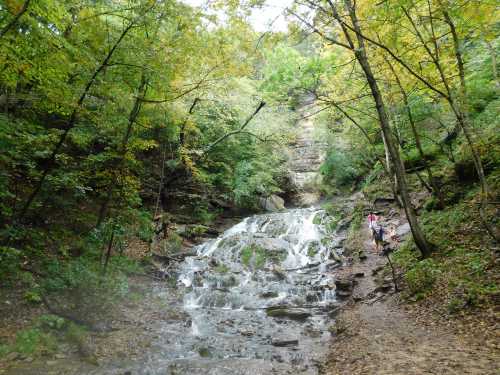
[324,214,500,375]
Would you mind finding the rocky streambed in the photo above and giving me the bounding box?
[5,204,355,375]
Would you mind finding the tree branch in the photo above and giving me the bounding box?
[202,101,266,155]
[0,0,31,38]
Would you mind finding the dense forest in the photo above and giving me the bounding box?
[0,0,498,373]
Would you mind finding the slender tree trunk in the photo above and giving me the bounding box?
[340,0,432,257]
[380,130,403,206]
[102,227,115,275]
[17,21,137,221]
[483,39,499,92]
[179,98,200,147]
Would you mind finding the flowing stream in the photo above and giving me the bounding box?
[101,207,344,374]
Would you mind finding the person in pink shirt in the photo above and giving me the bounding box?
[367,211,377,229]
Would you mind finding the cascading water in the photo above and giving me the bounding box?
[89,206,346,375]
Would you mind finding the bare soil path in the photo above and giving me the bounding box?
[324,215,500,375]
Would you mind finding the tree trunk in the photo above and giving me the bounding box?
[381,130,403,207]
[102,227,115,275]
[340,0,433,257]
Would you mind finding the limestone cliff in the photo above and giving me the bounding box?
[286,100,326,206]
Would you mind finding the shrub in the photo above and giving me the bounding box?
[14,328,58,356]
[404,258,441,296]
[320,147,361,188]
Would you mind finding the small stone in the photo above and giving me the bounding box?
[260,291,279,299]
[4,352,20,361]
[239,329,254,337]
[55,353,66,359]
[46,360,57,366]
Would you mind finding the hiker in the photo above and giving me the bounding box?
[367,211,377,229]
[372,226,385,253]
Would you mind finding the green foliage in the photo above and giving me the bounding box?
[404,259,441,297]
[0,246,22,285]
[24,289,42,304]
[41,253,130,320]
[393,194,497,310]
[320,146,364,189]
[260,43,335,107]
[37,315,66,331]
[13,328,58,356]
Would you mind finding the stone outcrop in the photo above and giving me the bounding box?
[286,99,327,206]
[259,194,285,212]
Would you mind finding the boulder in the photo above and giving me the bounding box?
[271,338,299,347]
[266,307,312,321]
[396,223,411,237]
[260,195,285,212]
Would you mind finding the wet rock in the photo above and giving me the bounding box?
[260,291,279,299]
[4,352,20,361]
[259,195,285,212]
[208,257,218,267]
[354,272,365,278]
[272,353,285,362]
[239,329,255,337]
[336,290,353,299]
[266,307,312,321]
[335,277,353,291]
[271,268,287,281]
[305,292,318,302]
[271,338,299,347]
